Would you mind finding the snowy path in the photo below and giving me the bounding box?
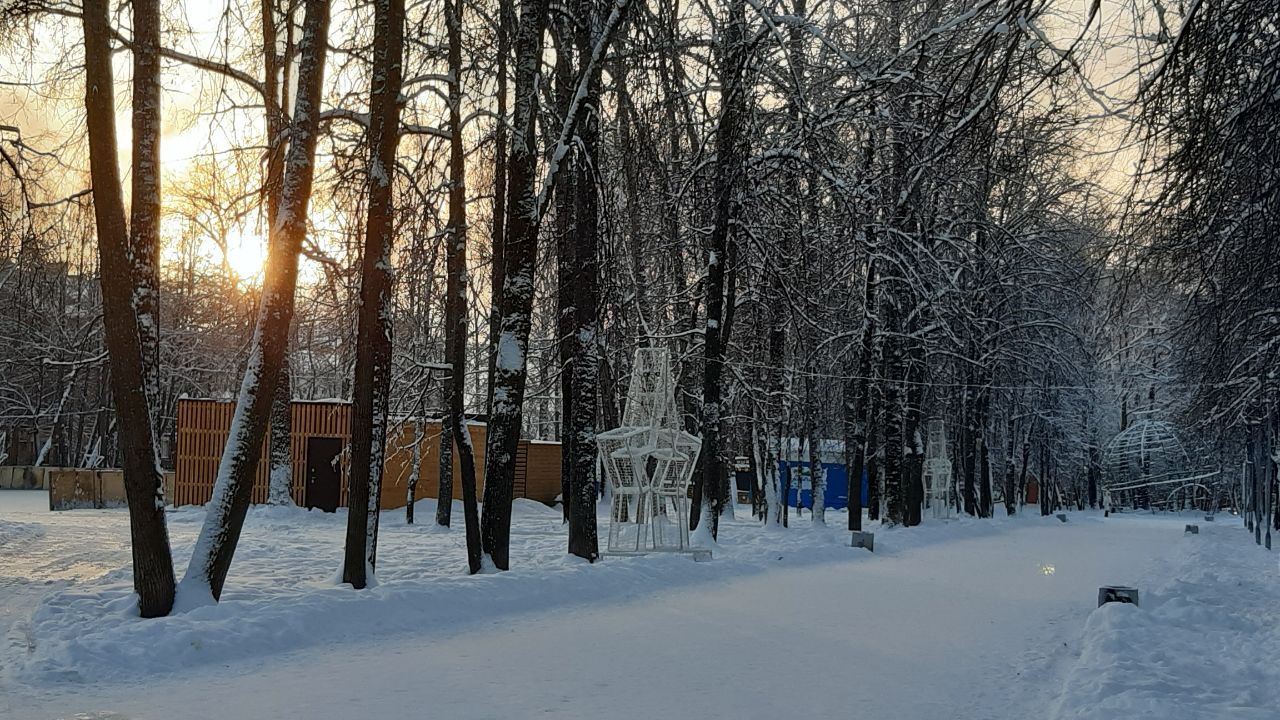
[2,490,1270,720]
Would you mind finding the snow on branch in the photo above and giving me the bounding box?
[532,0,633,224]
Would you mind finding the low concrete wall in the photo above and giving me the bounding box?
[48,469,127,510]
[45,469,178,510]
[49,469,94,509]
[0,466,69,490]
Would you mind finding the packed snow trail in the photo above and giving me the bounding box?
[2,490,1270,719]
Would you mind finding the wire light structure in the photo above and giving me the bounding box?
[922,419,954,519]
[1102,419,1194,503]
[596,348,703,554]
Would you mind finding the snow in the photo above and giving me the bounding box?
[2,489,1276,719]
[1051,518,1280,719]
[182,335,266,599]
[495,330,523,372]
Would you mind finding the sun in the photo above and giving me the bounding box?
[223,224,268,282]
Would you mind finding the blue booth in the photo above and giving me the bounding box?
[780,460,867,510]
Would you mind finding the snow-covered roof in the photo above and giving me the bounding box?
[774,437,845,463]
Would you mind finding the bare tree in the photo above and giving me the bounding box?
[690,0,746,543]
[481,0,629,568]
[80,0,175,617]
[564,0,604,560]
[437,0,483,571]
[480,0,553,571]
[343,0,407,589]
[181,0,332,603]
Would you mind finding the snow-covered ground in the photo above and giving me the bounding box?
[1,489,1276,720]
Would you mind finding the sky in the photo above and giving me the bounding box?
[0,0,1159,280]
[1,1,277,279]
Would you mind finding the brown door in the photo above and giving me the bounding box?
[306,437,343,512]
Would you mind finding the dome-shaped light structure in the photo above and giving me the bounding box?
[1102,419,1191,493]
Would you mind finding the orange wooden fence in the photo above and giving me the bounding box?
[174,398,561,509]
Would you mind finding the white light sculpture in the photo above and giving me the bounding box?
[1101,418,1207,509]
[1102,419,1190,492]
[596,348,703,553]
[923,419,953,519]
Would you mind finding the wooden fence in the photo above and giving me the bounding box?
[174,398,562,509]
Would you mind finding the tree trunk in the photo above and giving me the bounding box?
[128,0,162,425]
[973,382,992,517]
[267,361,294,505]
[807,431,825,526]
[439,0,482,571]
[481,0,552,570]
[566,0,602,561]
[437,409,454,523]
[82,0,175,618]
[866,416,881,522]
[180,0,331,603]
[480,0,628,568]
[781,453,791,528]
[765,276,788,526]
[1264,409,1274,532]
[843,377,865,530]
[764,439,781,526]
[867,451,880,522]
[1039,442,1051,517]
[1004,431,1017,516]
[406,419,420,523]
[844,205,877,533]
[691,0,745,542]
[343,0,406,589]
[1087,443,1100,509]
[880,298,905,526]
[903,339,925,527]
[553,22,577,526]
[961,391,977,515]
[261,0,288,222]
[262,0,294,507]
[478,0,633,566]
[485,0,513,413]
[979,432,992,517]
[748,419,765,520]
[1252,425,1262,543]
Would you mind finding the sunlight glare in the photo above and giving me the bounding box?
[224,225,268,282]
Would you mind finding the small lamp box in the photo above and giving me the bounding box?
[1098,586,1140,607]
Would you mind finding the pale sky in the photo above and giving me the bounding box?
[0,0,1159,278]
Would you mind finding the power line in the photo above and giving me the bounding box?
[726,359,1212,393]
